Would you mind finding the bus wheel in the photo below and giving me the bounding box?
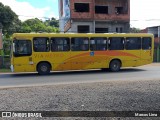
[109,60,121,72]
[37,62,51,75]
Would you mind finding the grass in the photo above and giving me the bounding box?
[0,68,11,73]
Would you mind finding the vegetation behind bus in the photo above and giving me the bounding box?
[0,2,59,69]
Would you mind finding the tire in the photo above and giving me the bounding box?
[109,60,121,72]
[37,62,51,75]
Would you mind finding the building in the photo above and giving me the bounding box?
[141,26,160,62]
[59,0,130,33]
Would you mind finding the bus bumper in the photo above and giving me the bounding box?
[10,65,14,72]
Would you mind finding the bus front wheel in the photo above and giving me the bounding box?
[109,60,121,72]
[37,62,51,75]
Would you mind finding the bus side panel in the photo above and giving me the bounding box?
[32,52,71,71]
[55,51,109,70]
[140,37,154,65]
[13,57,35,72]
[118,50,141,67]
[140,49,153,66]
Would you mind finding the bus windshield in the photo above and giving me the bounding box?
[13,39,32,57]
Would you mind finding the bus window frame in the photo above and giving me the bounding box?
[142,37,152,50]
[13,39,32,57]
[51,37,70,52]
[125,37,141,50]
[71,37,89,51]
[90,37,108,51]
[33,37,50,52]
[108,37,125,50]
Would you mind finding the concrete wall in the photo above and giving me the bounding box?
[70,21,95,33]
[66,21,130,33]
[95,22,129,33]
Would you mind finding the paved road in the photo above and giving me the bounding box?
[0,63,160,88]
[0,64,160,119]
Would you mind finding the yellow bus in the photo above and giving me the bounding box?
[10,33,154,75]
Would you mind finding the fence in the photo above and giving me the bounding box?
[0,55,10,69]
[0,38,11,69]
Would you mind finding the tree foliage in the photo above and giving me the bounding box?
[21,18,59,33]
[0,2,59,56]
[45,17,59,28]
[0,2,59,36]
[0,2,20,36]
[130,27,141,33]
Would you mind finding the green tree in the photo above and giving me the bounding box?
[130,27,141,33]
[0,2,21,58]
[21,22,32,33]
[21,18,59,33]
[0,2,20,36]
[45,17,59,28]
[22,18,45,32]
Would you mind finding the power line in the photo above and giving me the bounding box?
[1,11,160,22]
[18,15,52,20]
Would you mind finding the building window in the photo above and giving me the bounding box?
[116,28,118,33]
[33,37,50,52]
[71,37,89,51]
[74,3,89,12]
[116,27,123,33]
[108,37,124,50]
[95,6,108,14]
[120,27,123,33]
[77,25,90,33]
[125,37,141,50]
[90,37,107,51]
[115,7,123,14]
[51,37,70,51]
[95,28,108,33]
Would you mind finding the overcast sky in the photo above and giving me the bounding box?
[0,0,160,29]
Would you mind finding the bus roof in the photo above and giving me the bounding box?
[12,33,154,39]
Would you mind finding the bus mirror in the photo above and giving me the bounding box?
[13,43,15,53]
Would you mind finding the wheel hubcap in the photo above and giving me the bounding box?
[113,64,117,69]
[41,65,47,72]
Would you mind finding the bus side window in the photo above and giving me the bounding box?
[90,39,96,51]
[33,37,50,52]
[71,37,89,51]
[142,37,151,50]
[51,37,70,52]
[90,37,107,51]
[108,37,124,50]
[125,37,141,50]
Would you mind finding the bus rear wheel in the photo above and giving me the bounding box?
[37,62,51,75]
[109,60,121,72]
